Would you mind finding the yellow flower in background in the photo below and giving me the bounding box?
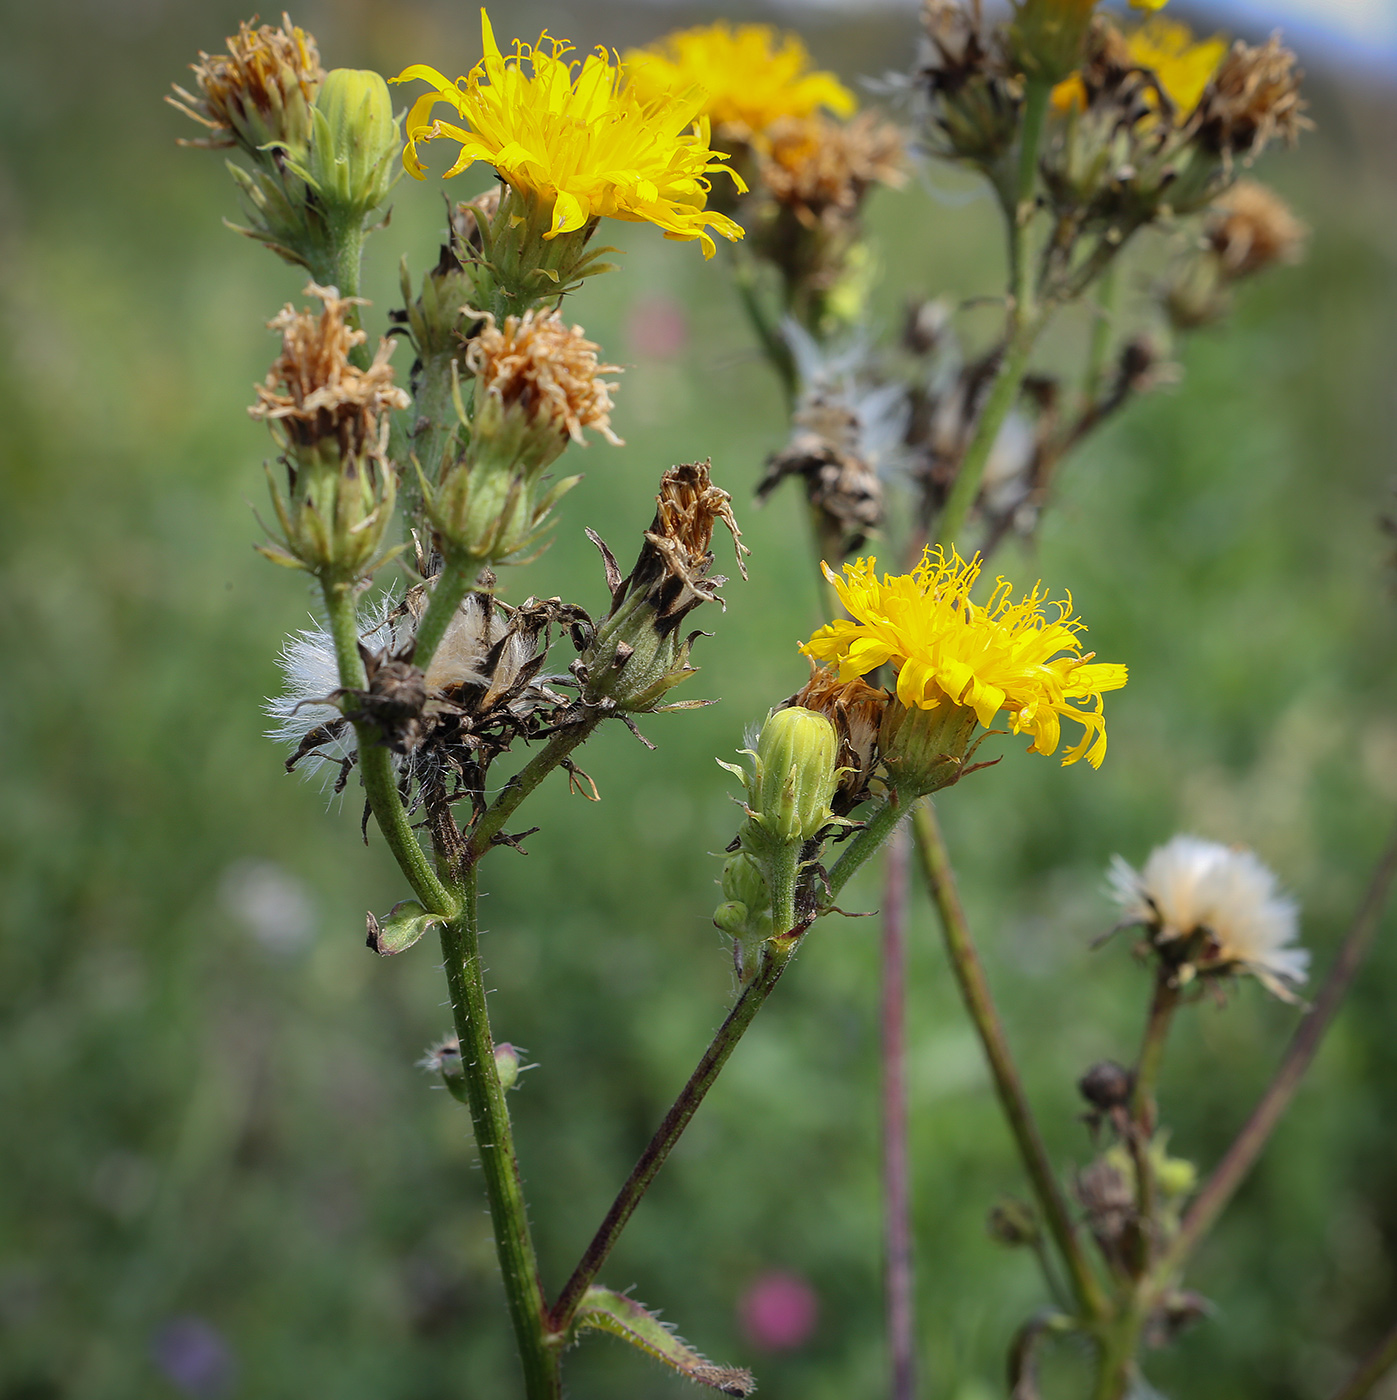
[1130,18,1229,115]
[624,22,856,143]
[394,10,745,257]
[1053,15,1225,117]
[802,549,1128,767]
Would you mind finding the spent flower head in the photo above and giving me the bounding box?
[581,461,748,712]
[1191,34,1308,159]
[249,284,408,581]
[1110,834,1308,1000]
[395,10,745,258]
[168,12,323,158]
[758,113,907,227]
[624,22,856,146]
[803,547,1127,774]
[1206,178,1307,277]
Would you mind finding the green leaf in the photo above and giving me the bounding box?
[573,1286,755,1396]
[365,900,442,956]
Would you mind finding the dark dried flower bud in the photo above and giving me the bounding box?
[581,462,748,712]
[1191,35,1308,160]
[1077,1060,1134,1112]
[919,3,1022,170]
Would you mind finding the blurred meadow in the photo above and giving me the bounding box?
[2,1,1396,1397]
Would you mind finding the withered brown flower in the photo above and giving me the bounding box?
[759,396,884,554]
[1205,178,1307,277]
[167,12,323,156]
[783,663,888,814]
[759,113,907,227]
[250,283,409,460]
[1192,35,1308,159]
[465,307,623,447]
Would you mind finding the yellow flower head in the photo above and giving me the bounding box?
[1130,18,1228,116]
[802,549,1128,768]
[393,10,745,257]
[624,23,855,143]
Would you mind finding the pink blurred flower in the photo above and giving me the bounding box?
[625,296,688,360]
[738,1270,819,1352]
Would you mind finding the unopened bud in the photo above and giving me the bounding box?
[306,68,399,217]
[1009,0,1098,83]
[493,1042,521,1091]
[753,708,840,845]
[713,851,776,982]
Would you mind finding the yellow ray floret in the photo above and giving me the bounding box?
[1129,18,1228,116]
[393,10,745,258]
[624,22,855,141]
[802,549,1128,768]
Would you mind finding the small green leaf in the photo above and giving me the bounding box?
[573,1286,755,1396]
[366,900,442,956]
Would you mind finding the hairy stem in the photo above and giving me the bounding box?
[1154,818,1397,1286]
[1329,1318,1397,1400]
[321,580,456,914]
[550,947,794,1332]
[439,872,560,1397]
[882,825,916,1400]
[911,800,1108,1320]
[828,791,908,901]
[469,717,603,863]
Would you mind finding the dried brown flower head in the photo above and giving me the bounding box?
[168,13,324,157]
[759,113,907,226]
[628,460,750,632]
[1192,35,1308,159]
[1205,179,1307,277]
[784,663,888,813]
[465,308,623,446]
[758,397,884,554]
[250,283,409,459]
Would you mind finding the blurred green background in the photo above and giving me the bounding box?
[2,2,1395,1397]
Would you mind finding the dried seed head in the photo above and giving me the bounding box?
[1192,35,1308,159]
[168,13,324,158]
[759,113,907,226]
[785,663,887,813]
[627,461,749,632]
[760,420,884,556]
[250,283,409,460]
[581,462,748,712]
[1205,179,1307,277]
[466,308,623,447]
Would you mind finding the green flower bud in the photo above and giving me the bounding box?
[878,697,980,798]
[713,852,776,984]
[493,1042,521,1091]
[752,707,840,845]
[306,68,400,218]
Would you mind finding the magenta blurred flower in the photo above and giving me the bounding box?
[150,1316,235,1397]
[625,295,689,360]
[738,1270,819,1352]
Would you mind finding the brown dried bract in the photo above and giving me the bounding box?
[250,283,410,459]
[167,12,323,152]
[465,308,623,446]
[759,113,907,226]
[624,461,749,634]
[785,663,888,813]
[1206,179,1307,278]
[1192,35,1309,159]
[759,398,884,554]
